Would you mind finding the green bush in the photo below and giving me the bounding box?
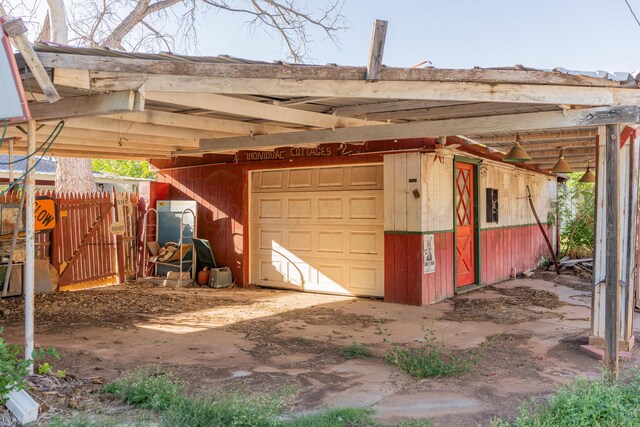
[386,331,476,378]
[551,173,595,258]
[0,327,58,404]
[341,342,374,360]
[492,375,640,426]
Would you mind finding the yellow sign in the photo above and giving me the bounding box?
[34,198,56,231]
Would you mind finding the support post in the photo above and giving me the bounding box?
[604,124,620,378]
[24,120,36,374]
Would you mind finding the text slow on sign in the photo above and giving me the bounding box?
[34,198,56,231]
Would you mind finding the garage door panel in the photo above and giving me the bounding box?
[251,165,384,297]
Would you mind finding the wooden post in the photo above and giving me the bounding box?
[604,124,620,378]
[365,20,388,82]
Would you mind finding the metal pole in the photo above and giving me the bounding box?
[9,138,14,183]
[604,124,620,379]
[24,120,36,373]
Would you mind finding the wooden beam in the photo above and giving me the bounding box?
[276,97,335,106]
[29,90,144,121]
[10,133,187,152]
[1,18,60,103]
[64,117,235,140]
[366,20,388,81]
[486,140,596,151]
[473,130,597,144]
[36,52,629,88]
[332,100,473,117]
[105,110,294,135]
[5,125,196,148]
[604,123,620,379]
[107,75,640,106]
[519,147,595,158]
[198,105,640,153]
[366,102,553,121]
[146,92,381,128]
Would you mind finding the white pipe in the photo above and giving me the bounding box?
[9,139,14,183]
[24,120,36,373]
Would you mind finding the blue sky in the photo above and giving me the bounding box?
[198,0,640,72]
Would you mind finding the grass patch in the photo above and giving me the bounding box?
[103,369,382,427]
[286,407,377,426]
[385,331,476,378]
[341,342,374,360]
[492,374,640,426]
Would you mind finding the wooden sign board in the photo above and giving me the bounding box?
[34,198,56,231]
[0,29,29,122]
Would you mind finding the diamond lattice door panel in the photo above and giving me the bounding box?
[250,165,384,297]
[455,162,476,287]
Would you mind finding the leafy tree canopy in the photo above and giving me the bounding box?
[92,159,156,179]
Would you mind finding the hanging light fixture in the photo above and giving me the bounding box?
[551,149,573,173]
[579,161,596,183]
[503,134,531,162]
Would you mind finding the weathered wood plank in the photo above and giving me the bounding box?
[35,51,630,87]
[198,106,640,153]
[28,90,143,121]
[366,20,388,81]
[146,91,381,128]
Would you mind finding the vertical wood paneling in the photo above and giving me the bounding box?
[384,234,395,302]
[394,234,408,304]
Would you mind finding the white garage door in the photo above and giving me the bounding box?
[250,164,384,297]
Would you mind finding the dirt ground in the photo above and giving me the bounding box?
[1,276,637,426]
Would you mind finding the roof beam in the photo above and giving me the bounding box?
[36,52,629,88]
[64,117,235,140]
[6,125,196,148]
[105,110,293,135]
[332,100,472,117]
[525,148,595,158]
[197,105,640,153]
[132,76,640,106]
[146,92,381,128]
[487,141,596,152]
[29,90,143,121]
[473,130,597,144]
[366,102,553,121]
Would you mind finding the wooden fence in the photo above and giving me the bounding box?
[0,190,139,291]
[50,191,138,291]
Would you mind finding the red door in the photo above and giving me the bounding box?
[455,162,476,287]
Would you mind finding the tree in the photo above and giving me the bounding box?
[2,0,346,192]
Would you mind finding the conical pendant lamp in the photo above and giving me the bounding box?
[551,149,573,173]
[504,134,531,162]
[579,161,596,183]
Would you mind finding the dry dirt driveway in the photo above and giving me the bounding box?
[2,277,637,426]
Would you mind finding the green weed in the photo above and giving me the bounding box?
[38,362,53,375]
[386,330,476,378]
[103,369,382,427]
[286,407,377,426]
[341,342,374,359]
[492,374,640,426]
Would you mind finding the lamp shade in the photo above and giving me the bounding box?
[551,151,573,173]
[504,138,531,162]
[579,166,596,183]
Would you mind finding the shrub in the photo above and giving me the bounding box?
[0,327,58,404]
[386,331,476,378]
[341,343,374,360]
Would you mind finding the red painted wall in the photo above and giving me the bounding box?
[480,224,551,285]
[384,232,454,305]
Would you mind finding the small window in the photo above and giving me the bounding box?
[486,188,499,223]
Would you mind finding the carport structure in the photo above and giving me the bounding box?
[6,41,640,377]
